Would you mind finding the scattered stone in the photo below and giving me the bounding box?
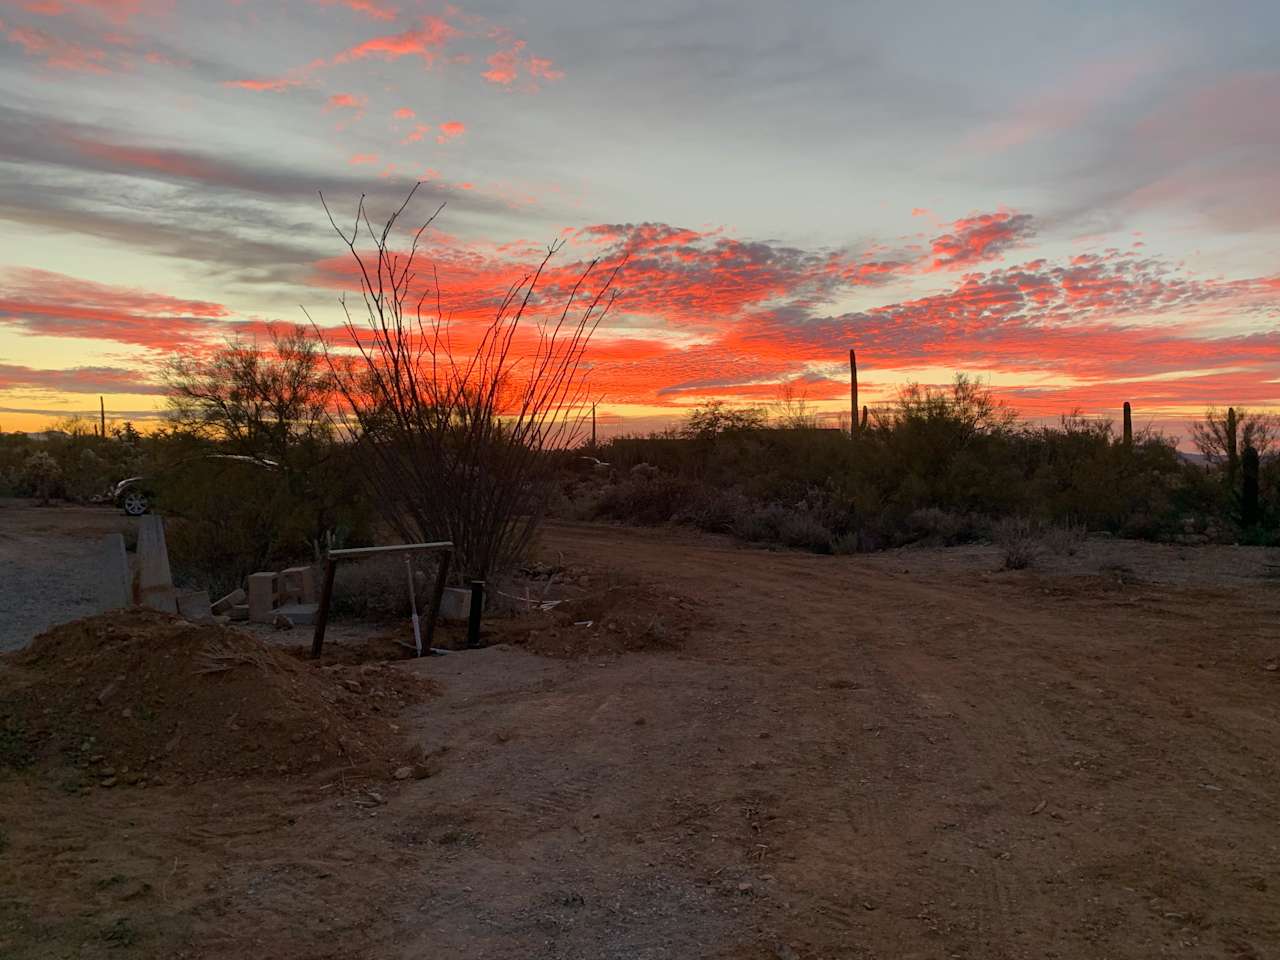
[100,777,117,788]
[393,766,414,780]
[210,588,246,615]
[272,613,295,631]
[176,590,214,624]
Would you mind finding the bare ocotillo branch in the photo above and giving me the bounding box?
[315,183,623,581]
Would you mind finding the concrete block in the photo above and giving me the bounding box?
[211,587,246,615]
[229,603,249,622]
[438,586,471,621]
[279,565,316,604]
[176,590,213,623]
[276,602,319,626]
[247,571,278,623]
[99,533,132,611]
[136,516,177,614]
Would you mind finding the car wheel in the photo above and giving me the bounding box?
[122,491,150,516]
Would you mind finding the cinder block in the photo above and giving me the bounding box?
[279,565,316,604]
[246,571,278,623]
[176,590,213,623]
[438,586,471,621]
[211,587,246,615]
[136,516,177,614]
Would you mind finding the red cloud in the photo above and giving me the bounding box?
[333,15,458,67]
[0,362,163,395]
[481,38,524,84]
[224,76,303,92]
[436,120,465,143]
[393,106,415,119]
[2,20,112,71]
[19,1,163,23]
[326,92,366,111]
[482,33,563,87]
[0,268,232,351]
[310,0,397,21]
[348,153,379,165]
[925,212,1035,271]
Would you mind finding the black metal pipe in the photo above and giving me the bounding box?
[467,579,485,649]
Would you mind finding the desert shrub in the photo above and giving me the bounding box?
[731,503,787,543]
[994,517,1039,570]
[162,455,372,597]
[1041,522,1087,555]
[329,554,432,620]
[673,485,753,533]
[902,507,986,546]
[593,476,696,526]
[775,510,833,552]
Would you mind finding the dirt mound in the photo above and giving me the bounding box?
[490,582,701,658]
[0,610,431,785]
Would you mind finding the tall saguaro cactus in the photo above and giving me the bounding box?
[849,348,859,434]
[1242,444,1260,526]
[1122,401,1133,447]
[1226,406,1239,485]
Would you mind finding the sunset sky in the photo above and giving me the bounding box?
[1,0,1278,437]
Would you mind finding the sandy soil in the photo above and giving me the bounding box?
[3,509,1280,958]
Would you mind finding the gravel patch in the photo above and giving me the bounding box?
[0,500,134,652]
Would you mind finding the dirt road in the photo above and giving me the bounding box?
[3,518,1279,958]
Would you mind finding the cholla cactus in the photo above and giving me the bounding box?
[23,450,61,505]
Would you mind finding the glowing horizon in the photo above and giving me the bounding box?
[1,1,1277,438]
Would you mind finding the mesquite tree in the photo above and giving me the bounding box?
[316,185,621,581]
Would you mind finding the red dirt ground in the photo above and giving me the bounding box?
[2,516,1279,959]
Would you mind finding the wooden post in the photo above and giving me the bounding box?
[310,557,337,658]
[423,549,451,651]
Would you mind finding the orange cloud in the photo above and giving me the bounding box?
[393,106,415,119]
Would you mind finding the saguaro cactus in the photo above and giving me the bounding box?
[861,404,869,431]
[1242,444,1260,525]
[1226,407,1239,485]
[849,348,859,434]
[1122,401,1133,446]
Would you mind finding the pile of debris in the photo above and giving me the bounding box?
[0,610,431,785]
